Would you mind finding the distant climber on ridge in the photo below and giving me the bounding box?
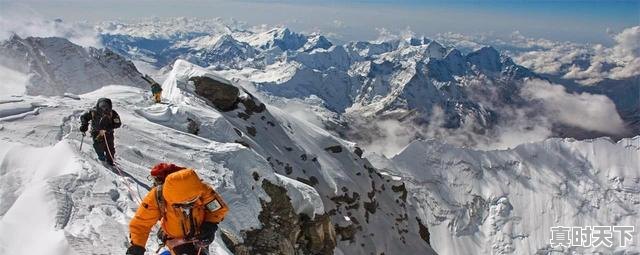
[126,163,229,255]
[142,74,163,103]
[80,98,121,166]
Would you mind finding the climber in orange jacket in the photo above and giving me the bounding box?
[126,163,229,255]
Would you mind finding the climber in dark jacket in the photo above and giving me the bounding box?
[80,98,122,166]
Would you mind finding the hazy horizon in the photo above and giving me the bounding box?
[1,0,638,45]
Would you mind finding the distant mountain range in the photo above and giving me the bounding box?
[1,18,637,146]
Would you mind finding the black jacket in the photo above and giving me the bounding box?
[80,98,121,136]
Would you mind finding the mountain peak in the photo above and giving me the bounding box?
[405,36,430,46]
[424,41,446,59]
[466,46,502,73]
[303,34,333,52]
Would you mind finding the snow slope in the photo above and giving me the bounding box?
[384,137,640,254]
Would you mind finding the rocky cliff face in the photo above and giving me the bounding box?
[225,180,336,255]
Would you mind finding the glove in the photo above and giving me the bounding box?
[98,130,107,137]
[80,125,88,133]
[198,221,218,246]
[125,245,145,255]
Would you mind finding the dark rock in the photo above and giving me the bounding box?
[252,172,260,181]
[241,180,336,255]
[324,145,342,153]
[238,112,250,120]
[220,228,251,255]
[190,76,240,111]
[416,217,431,245]
[334,224,357,242]
[187,118,199,135]
[246,126,257,137]
[234,140,251,148]
[331,192,360,207]
[299,214,337,255]
[309,176,318,186]
[391,183,408,202]
[240,92,266,115]
[363,200,378,223]
[296,176,319,187]
[354,147,363,158]
[285,164,293,175]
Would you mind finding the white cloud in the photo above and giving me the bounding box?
[436,26,639,84]
[0,65,28,96]
[611,26,640,62]
[355,78,630,156]
[0,5,101,48]
[331,19,346,29]
[515,26,640,84]
[520,79,628,135]
[374,27,400,42]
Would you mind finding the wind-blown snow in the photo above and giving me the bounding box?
[0,141,80,255]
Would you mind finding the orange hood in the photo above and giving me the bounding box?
[162,168,205,204]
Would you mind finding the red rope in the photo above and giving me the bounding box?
[103,134,143,205]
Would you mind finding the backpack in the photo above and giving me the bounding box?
[150,163,184,219]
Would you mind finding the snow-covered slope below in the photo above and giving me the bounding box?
[384,137,640,254]
[0,35,147,96]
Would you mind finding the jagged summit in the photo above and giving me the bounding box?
[466,46,502,73]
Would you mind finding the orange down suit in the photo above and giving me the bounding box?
[129,169,229,247]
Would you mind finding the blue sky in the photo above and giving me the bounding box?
[1,0,638,45]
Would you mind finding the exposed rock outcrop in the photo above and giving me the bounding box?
[189,76,240,111]
[237,180,337,255]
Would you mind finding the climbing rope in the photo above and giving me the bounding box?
[103,135,144,205]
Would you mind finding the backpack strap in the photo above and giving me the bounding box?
[156,184,166,219]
